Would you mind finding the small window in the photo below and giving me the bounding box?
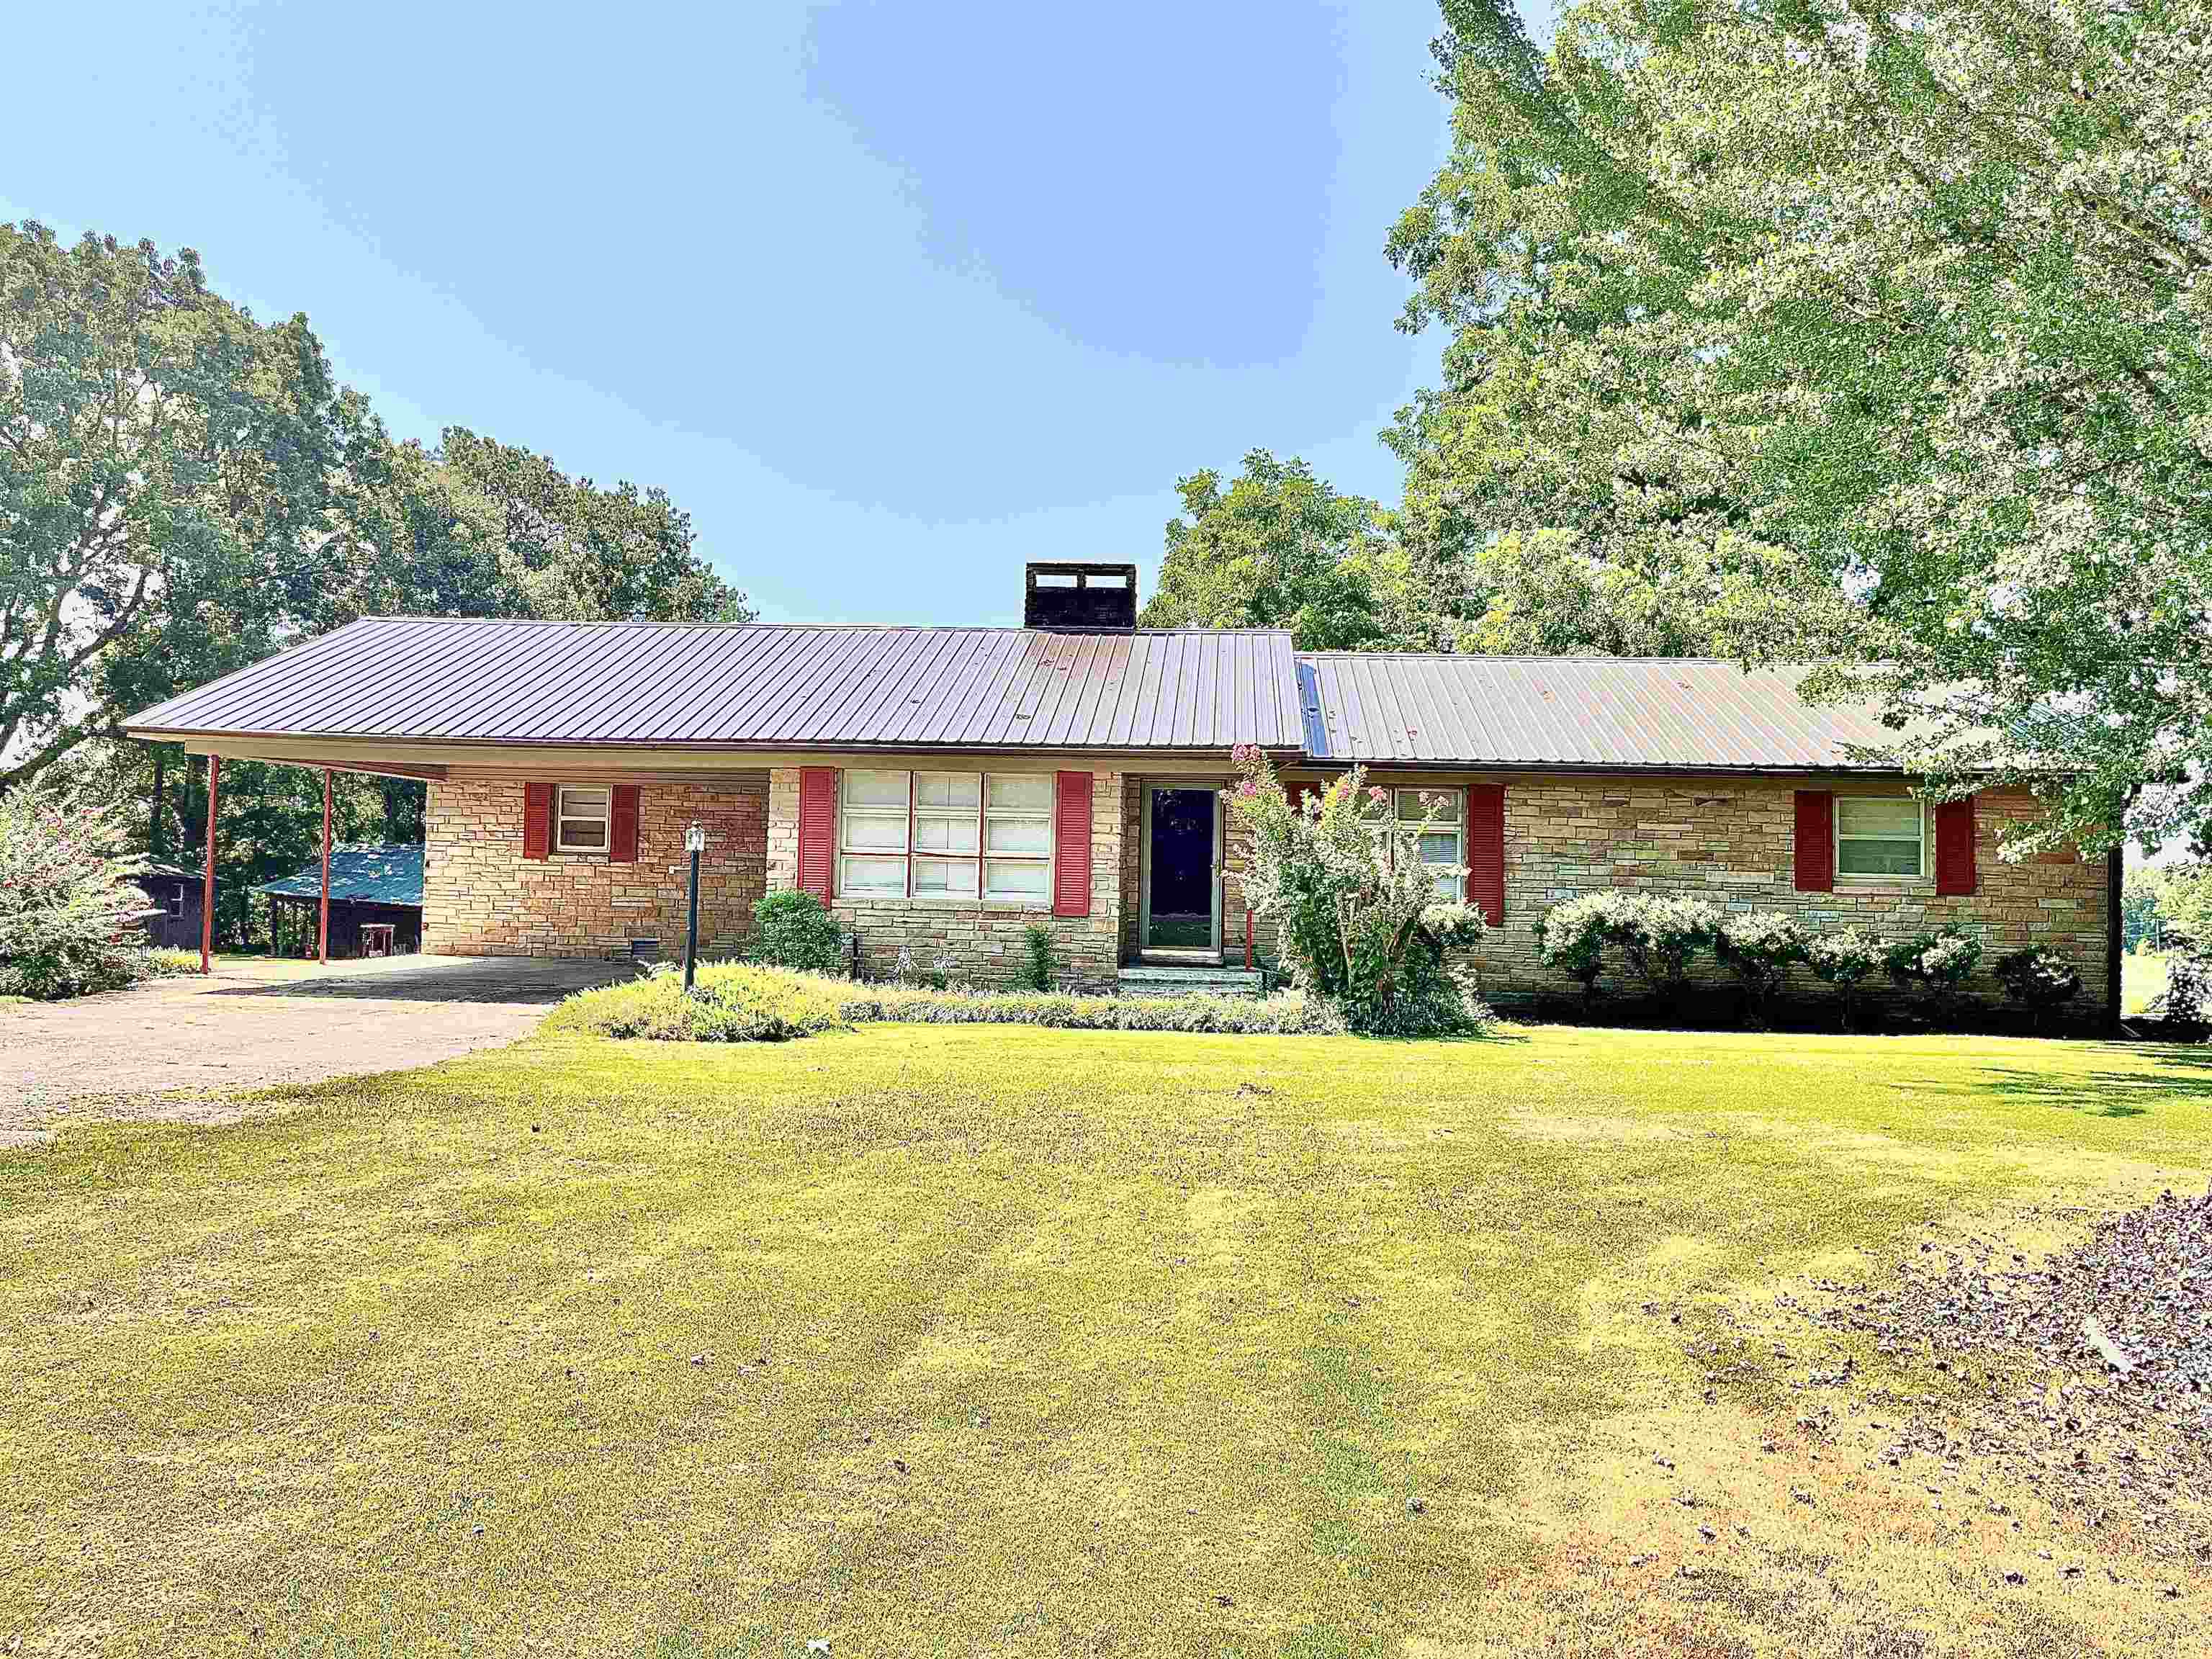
[1372,787,1464,900]
[984,773,1053,901]
[556,786,611,853]
[1836,796,1927,878]
[166,889,184,919]
[839,769,911,895]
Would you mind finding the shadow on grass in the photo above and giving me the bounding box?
[1924,1050,2212,1118]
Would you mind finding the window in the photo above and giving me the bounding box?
[1391,787,1465,900]
[166,889,184,919]
[837,770,1053,901]
[1836,796,1927,878]
[555,786,611,853]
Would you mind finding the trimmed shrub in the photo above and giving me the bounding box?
[1884,927,1983,1007]
[750,890,846,975]
[545,961,850,1042]
[840,983,1350,1035]
[1715,911,1807,1022]
[1022,922,1056,992]
[1621,895,1722,1002]
[1533,890,1637,1010]
[1804,927,1885,1029]
[2152,952,2212,1033]
[0,788,166,1000]
[1992,946,2082,1028]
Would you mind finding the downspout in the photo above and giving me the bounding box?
[2105,846,2123,1036]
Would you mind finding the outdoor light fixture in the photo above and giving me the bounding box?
[683,821,706,992]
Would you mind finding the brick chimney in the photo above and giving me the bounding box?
[1024,562,1138,630]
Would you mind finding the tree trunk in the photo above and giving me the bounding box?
[148,749,166,858]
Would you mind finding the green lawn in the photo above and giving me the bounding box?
[2124,949,2172,1016]
[6,1024,2211,1656]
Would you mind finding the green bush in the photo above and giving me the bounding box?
[1804,927,1884,1028]
[1533,891,1637,1009]
[1715,911,1807,1022]
[1022,922,1056,992]
[1884,927,1983,1001]
[1620,895,1722,1000]
[545,961,851,1042]
[0,788,171,1000]
[838,982,1348,1035]
[750,890,847,975]
[1992,945,2082,1022]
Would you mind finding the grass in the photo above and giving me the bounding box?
[5,1023,2211,1655]
[2124,948,2172,1016]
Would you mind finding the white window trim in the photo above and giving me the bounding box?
[1835,794,1930,882]
[1391,786,1466,901]
[554,785,612,855]
[836,770,1056,904]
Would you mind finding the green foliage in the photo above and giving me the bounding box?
[1715,912,1808,1020]
[1884,928,1985,998]
[2152,863,2212,953]
[750,890,847,976]
[1804,927,1887,1029]
[0,788,165,999]
[1387,1,2212,856]
[1619,894,1721,996]
[1532,891,1637,1006]
[544,962,850,1043]
[1021,922,1057,992]
[1223,746,1491,1035]
[839,983,1347,1035]
[1138,451,1427,649]
[2152,953,2212,1031]
[2122,867,2172,953]
[1992,947,2083,1017]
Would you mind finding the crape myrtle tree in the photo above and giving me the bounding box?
[4,221,752,941]
[1386,0,2212,856]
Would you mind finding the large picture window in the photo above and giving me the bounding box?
[837,769,1053,901]
[1835,796,1927,878]
[555,786,611,853]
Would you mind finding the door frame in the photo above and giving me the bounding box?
[1138,781,1224,959]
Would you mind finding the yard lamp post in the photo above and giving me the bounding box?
[683,820,705,992]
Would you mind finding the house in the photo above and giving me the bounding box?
[123,562,2120,1022]
[131,863,204,952]
[253,844,424,958]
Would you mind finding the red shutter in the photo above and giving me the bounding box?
[1794,790,1835,892]
[1465,783,1505,926]
[1935,795,1977,895]
[1053,770,1094,917]
[608,785,640,863]
[798,768,837,899]
[523,782,553,860]
[1285,781,1321,813]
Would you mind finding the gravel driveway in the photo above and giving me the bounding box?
[1,954,637,1145]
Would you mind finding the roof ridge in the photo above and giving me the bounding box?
[1296,650,1807,665]
[362,615,1294,637]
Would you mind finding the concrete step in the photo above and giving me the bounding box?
[1117,964,1265,999]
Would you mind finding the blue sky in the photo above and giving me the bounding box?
[1,1,1554,626]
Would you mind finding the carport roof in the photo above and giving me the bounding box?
[125,616,1308,753]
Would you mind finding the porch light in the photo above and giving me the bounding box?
[683,820,706,992]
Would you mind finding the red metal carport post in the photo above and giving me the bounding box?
[199,755,221,974]
[319,768,332,965]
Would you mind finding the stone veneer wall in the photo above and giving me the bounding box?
[423,775,768,959]
[767,765,1128,991]
[1433,773,2112,1015]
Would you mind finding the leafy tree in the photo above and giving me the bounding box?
[1387,1,2212,855]
[1139,451,1426,649]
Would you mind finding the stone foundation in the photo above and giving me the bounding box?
[424,775,768,959]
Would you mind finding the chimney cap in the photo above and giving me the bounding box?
[1025,562,1138,630]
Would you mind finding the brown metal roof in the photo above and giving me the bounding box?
[1296,654,1904,771]
[124,616,1307,752]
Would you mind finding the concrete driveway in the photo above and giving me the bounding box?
[1,953,638,1145]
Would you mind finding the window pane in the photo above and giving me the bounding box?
[559,786,609,811]
[986,773,1052,811]
[986,816,1051,854]
[916,817,979,853]
[1396,788,1460,822]
[842,813,908,851]
[839,855,907,894]
[917,772,980,810]
[1838,797,1920,838]
[1418,832,1460,866]
[843,770,911,809]
[559,819,607,850]
[912,858,979,897]
[984,859,1049,901]
[1838,839,1923,876]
